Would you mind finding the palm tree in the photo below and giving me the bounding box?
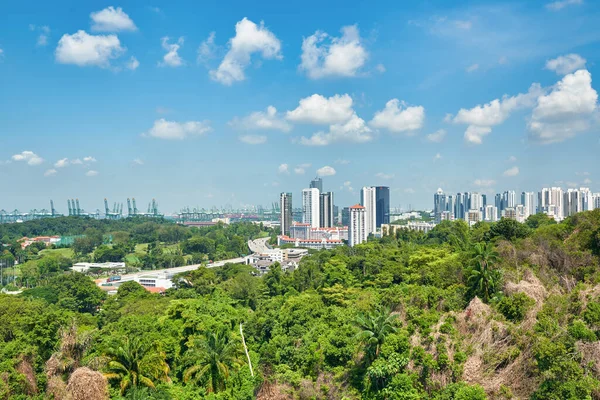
[103,337,170,395]
[46,322,94,379]
[467,260,501,303]
[355,308,398,365]
[183,328,243,393]
[470,242,499,270]
[467,242,501,303]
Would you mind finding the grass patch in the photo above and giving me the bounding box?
[39,248,75,258]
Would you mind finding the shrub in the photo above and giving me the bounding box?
[497,293,534,322]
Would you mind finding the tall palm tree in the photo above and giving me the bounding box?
[470,242,499,269]
[183,328,243,393]
[355,308,398,365]
[46,322,94,379]
[467,260,501,303]
[103,337,170,395]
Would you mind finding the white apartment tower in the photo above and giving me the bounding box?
[521,192,535,220]
[302,188,320,228]
[349,205,367,247]
[360,186,377,235]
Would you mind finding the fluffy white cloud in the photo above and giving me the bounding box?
[12,151,43,166]
[545,54,586,75]
[278,163,289,174]
[55,30,125,68]
[529,69,598,144]
[133,158,144,165]
[433,153,442,161]
[300,25,368,79]
[159,37,184,67]
[286,94,354,125]
[316,166,336,177]
[83,156,97,163]
[474,179,496,187]
[370,99,425,134]
[143,119,212,140]
[71,158,83,165]
[340,181,354,192]
[86,170,99,177]
[210,18,281,85]
[453,83,543,144]
[503,166,520,177]
[44,169,57,177]
[507,155,517,162]
[31,25,50,46]
[126,56,139,70]
[335,159,350,165]
[299,114,373,146]
[375,172,394,180]
[197,32,217,64]
[546,0,583,11]
[55,158,69,168]
[229,106,291,132]
[464,126,492,145]
[426,129,446,143]
[466,63,479,73]
[375,64,386,73]
[239,135,267,145]
[90,7,137,32]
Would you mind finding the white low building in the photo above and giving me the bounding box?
[73,262,126,273]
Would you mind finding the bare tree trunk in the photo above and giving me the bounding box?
[239,323,254,377]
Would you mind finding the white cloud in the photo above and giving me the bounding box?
[55,30,125,68]
[370,99,425,134]
[83,156,97,163]
[133,158,144,165]
[453,83,543,144]
[210,17,282,85]
[508,155,517,162]
[239,135,267,145]
[300,25,368,79]
[0,48,3,59]
[546,0,583,11]
[159,37,184,67]
[474,179,496,187]
[404,188,416,194]
[375,172,394,180]
[335,159,350,165]
[229,106,291,132]
[340,181,354,192]
[433,153,442,161]
[545,54,586,75]
[12,151,44,166]
[55,158,69,168]
[466,63,479,73]
[197,32,217,64]
[464,126,492,145]
[503,166,520,177]
[375,64,386,73]
[90,6,137,32]
[278,163,289,174]
[583,178,592,184]
[286,94,354,125]
[529,69,598,144]
[293,163,311,175]
[126,56,139,70]
[86,170,99,177]
[44,169,57,177]
[426,129,446,143]
[142,119,212,140]
[71,158,83,165]
[316,165,336,176]
[299,114,373,146]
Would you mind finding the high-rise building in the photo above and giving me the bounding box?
[455,192,466,220]
[360,187,377,234]
[279,192,293,236]
[341,207,350,227]
[319,192,334,228]
[470,192,483,211]
[349,205,367,247]
[484,205,498,222]
[539,187,564,221]
[302,188,320,228]
[593,193,600,210]
[521,192,535,220]
[310,177,323,193]
[375,186,390,227]
[434,188,447,223]
[504,190,517,208]
[495,193,503,219]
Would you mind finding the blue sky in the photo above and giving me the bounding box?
[1,0,599,214]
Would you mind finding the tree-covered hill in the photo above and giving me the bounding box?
[1,210,600,399]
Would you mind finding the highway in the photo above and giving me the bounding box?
[97,238,270,284]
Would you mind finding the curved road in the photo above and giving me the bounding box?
[100,237,270,283]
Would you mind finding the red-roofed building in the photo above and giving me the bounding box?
[277,235,344,250]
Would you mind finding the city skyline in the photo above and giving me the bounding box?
[1,1,599,211]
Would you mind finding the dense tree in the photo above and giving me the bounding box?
[356,308,398,365]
